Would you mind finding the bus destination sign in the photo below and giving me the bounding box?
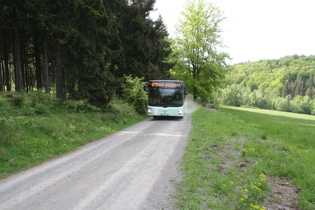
[150,82,181,87]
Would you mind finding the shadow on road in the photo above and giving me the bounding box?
[149,116,184,121]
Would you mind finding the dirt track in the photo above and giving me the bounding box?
[0,102,197,210]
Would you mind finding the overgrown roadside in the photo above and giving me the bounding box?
[175,107,315,209]
[0,92,147,179]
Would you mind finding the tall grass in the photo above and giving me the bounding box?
[176,106,315,209]
[0,92,146,179]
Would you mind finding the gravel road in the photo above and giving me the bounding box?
[0,102,197,210]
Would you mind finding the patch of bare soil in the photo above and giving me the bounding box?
[207,137,301,209]
[263,176,301,210]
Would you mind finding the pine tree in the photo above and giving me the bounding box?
[282,80,291,97]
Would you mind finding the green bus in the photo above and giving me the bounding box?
[144,80,187,119]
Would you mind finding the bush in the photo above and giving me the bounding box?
[109,97,138,119]
[290,96,311,114]
[311,100,315,115]
[0,96,6,107]
[122,75,147,115]
[11,95,25,107]
[34,103,49,114]
[29,91,52,106]
[274,96,290,112]
[221,85,243,106]
[61,100,99,113]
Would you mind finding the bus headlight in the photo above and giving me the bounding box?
[148,108,152,114]
[178,110,183,115]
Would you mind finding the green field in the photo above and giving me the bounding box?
[176,106,315,209]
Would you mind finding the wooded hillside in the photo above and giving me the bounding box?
[0,0,171,108]
[221,55,315,114]
[226,55,315,98]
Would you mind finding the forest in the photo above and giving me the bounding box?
[0,0,171,108]
[220,55,315,114]
[2,0,315,115]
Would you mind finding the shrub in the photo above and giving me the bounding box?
[34,103,49,114]
[122,75,147,115]
[221,85,243,106]
[311,99,315,115]
[61,100,99,113]
[11,95,25,107]
[251,90,276,109]
[274,96,290,112]
[109,97,138,119]
[0,97,6,107]
[290,96,311,114]
[29,91,52,106]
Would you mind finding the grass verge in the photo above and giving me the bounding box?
[176,106,315,209]
[0,92,146,179]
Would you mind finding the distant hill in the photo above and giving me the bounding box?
[225,55,315,98]
[220,55,315,114]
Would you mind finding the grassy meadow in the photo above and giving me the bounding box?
[0,92,146,179]
[2,91,315,209]
[177,106,315,209]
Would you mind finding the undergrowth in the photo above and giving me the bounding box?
[0,92,146,179]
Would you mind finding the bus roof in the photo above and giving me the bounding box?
[148,80,184,83]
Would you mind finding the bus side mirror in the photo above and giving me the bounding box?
[143,84,148,91]
[184,87,188,95]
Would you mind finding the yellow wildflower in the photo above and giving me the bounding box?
[250,204,260,209]
[259,173,267,182]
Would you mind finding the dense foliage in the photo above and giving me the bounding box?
[0,0,171,108]
[122,75,147,115]
[221,55,315,114]
[168,0,228,101]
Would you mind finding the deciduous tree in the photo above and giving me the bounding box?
[168,0,229,101]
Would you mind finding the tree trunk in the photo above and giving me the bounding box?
[0,61,3,91]
[34,36,42,90]
[21,30,29,92]
[3,47,11,91]
[44,35,50,94]
[55,46,65,99]
[13,25,23,91]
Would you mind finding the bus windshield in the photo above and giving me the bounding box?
[148,88,184,107]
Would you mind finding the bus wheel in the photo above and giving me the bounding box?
[153,116,159,119]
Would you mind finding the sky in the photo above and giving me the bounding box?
[150,0,315,64]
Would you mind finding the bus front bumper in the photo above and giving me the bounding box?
[148,106,185,117]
